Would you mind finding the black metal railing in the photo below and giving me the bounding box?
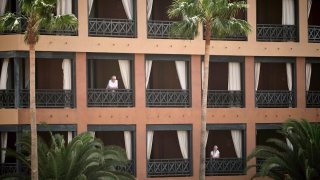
[306,91,320,108]
[146,89,190,107]
[0,163,29,175]
[19,89,74,108]
[308,25,320,43]
[115,160,135,176]
[87,89,134,107]
[147,20,189,39]
[147,159,191,177]
[0,89,15,108]
[207,90,244,108]
[256,24,297,42]
[205,158,245,176]
[256,158,285,173]
[0,18,77,35]
[255,90,295,108]
[88,18,135,37]
[203,25,247,41]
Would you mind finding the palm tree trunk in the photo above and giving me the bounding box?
[29,44,38,180]
[199,22,211,180]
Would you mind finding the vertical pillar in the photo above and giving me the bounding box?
[135,123,147,179]
[246,122,256,178]
[134,54,146,108]
[78,0,89,38]
[137,0,147,39]
[75,52,87,133]
[14,58,20,108]
[299,0,308,43]
[247,0,257,42]
[245,56,255,108]
[296,57,306,108]
[191,55,201,109]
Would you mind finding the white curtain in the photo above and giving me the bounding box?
[89,131,95,138]
[0,59,9,90]
[67,131,73,143]
[177,131,188,159]
[175,61,187,90]
[1,132,8,163]
[231,130,242,158]
[306,63,312,91]
[56,0,72,15]
[147,0,153,20]
[147,131,154,160]
[228,62,241,91]
[88,0,94,15]
[0,0,7,15]
[205,130,209,147]
[282,0,295,25]
[201,61,204,90]
[145,60,153,88]
[124,131,132,160]
[286,63,292,91]
[121,0,133,20]
[254,62,261,91]
[118,60,131,89]
[308,0,312,18]
[62,59,72,90]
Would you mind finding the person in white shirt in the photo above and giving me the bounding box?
[210,145,220,158]
[106,75,118,90]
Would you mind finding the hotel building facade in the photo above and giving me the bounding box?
[0,0,319,179]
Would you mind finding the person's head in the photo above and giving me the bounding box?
[111,75,117,82]
[213,145,218,151]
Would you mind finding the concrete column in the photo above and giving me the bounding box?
[78,0,89,38]
[191,55,201,109]
[134,54,146,108]
[296,57,306,108]
[299,0,309,43]
[135,123,147,179]
[75,52,87,133]
[247,0,257,42]
[245,56,255,108]
[246,122,256,178]
[136,0,147,39]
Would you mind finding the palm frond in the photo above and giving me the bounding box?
[0,13,21,32]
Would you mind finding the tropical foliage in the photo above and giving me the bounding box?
[168,0,251,179]
[1,132,134,180]
[247,119,320,180]
[0,1,78,178]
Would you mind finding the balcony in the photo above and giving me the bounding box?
[306,91,320,108]
[19,89,74,108]
[205,158,245,176]
[256,24,298,42]
[88,18,135,37]
[308,26,320,43]
[0,89,15,108]
[115,160,135,176]
[87,89,134,107]
[147,20,183,39]
[147,159,191,177]
[0,163,29,175]
[146,89,190,107]
[207,90,244,108]
[256,90,294,108]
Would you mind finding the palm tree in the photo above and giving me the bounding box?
[1,132,134,180]
[0,1,78,179]
[168,0,251,179]
[247,119,320,180]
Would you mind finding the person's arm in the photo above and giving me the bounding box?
[217,150,220,158]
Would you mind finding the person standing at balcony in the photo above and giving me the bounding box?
[106,75,118,90]
[210,145,220,158]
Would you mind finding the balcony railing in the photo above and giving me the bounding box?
[115,160,135,176]
[205,158,245,176]
[308,25,320,43]
[256,158,285,173]
[256,24,297,42]
[255,90,295,108]
[147,20,189,39]
[306,91,320,108]
[0,89,15,108]
[87,89,134,107]
[147,159,191,177]
[203,25,247,41]
[88,18,135,37]
[146,89,190,107]
[207,90,244,108]
[19,89,74,108]
[0,163,29,175]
